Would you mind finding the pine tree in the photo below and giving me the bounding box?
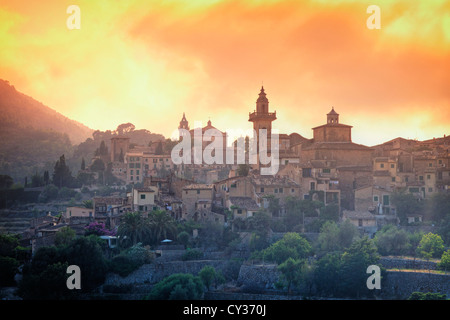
[52,154,73,188]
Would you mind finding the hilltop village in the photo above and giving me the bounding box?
[1,87,449,300]
[61,86,449,235]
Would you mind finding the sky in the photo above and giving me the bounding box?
[0,0,449,146]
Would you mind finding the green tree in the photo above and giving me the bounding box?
[319,204,340,222]
[146,273,204,300]
[277,257,304,293]
[0,233,20,257]
[18,262,73,300]
[43,170,50,185]
[0,174,14,189]
[38,184,59,202]
[148,210,177,244]
[317,221,340,253]
[52,154,74,188]
[118,212,152,247]
[177,231,190,248]
[438,249,450,273]
[317,220,357,254]
[416,233,445,260]
[199,265,224,291]
[54,226,76,247]
[61,235,109,291]
[427,193,450,222]
[0,256,20,286]
[31,172,44,187]
[374,224,411,256]
[391,191,424,225]
[261,232,312,264]
[83,199,93,209]
[90,158,105,172]
[314,252,343,297]
[339,237,380,298]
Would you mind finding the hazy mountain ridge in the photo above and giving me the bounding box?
[0,79,93,145]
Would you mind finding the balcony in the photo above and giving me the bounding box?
[248,111,277,121]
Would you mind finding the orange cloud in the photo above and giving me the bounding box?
[0,0,448,146]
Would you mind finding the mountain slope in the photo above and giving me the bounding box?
[0,79,93,144]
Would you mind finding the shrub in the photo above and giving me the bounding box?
[0,256,20,286]
[408,292,447,300]
[181,248,203,261]
[437,249,450,272]
[125,243,154,265]
[109,255,140,277]
[146,273,204,300]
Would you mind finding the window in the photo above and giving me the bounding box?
[136,176,139,181]
[419,176,423,181]
[274,188,278,193]
[390,164,395,168]
[291,188,295,193]
[130,170,134,175]
[140,194,146,199]
[136,163,141,168]
[373,196,379,202]
[428,188,433,192]
[429,163,432,167]
[129,163,135,168]
[136,170,140,175]
[391,177,395,182]
[130,176,133,181]
[279,188,283,193]
[358,219,363,227]
[237,209,242,214]
[409,187,419,193]
[310,182,315,191]
[302,168,311,178]
[405,176,409,182]
[438,160,442,165]
[380,163,384,168]
[197,190,200,194]
[260,187,264,193]
[383,195,390,206]
[427,174,431,180]
[323,168,330,174]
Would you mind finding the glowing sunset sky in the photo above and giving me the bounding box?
[0,0,449,146]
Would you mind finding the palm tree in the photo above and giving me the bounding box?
[117,212,151,247]
[148,210,177,244]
